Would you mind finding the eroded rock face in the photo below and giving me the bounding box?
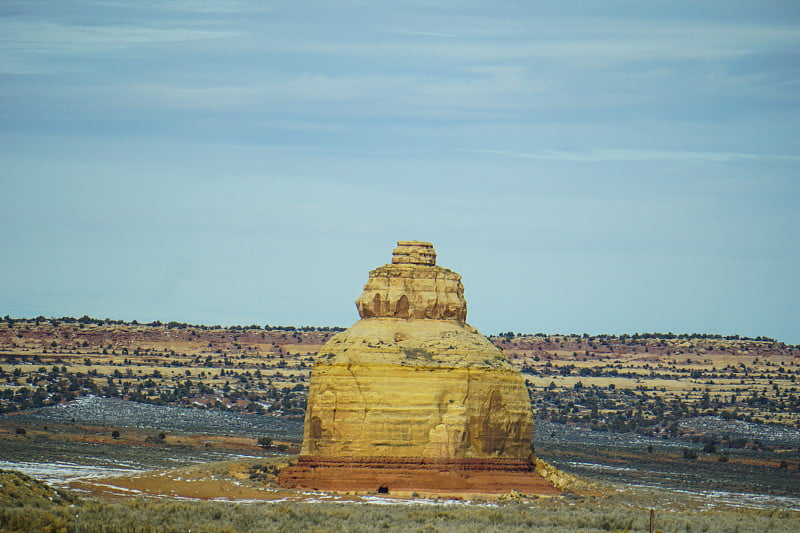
[391,240,437,266]
[300,318,532,460]
[279,241,547,494]
[355,241,466,321]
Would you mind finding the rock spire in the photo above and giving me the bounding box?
[391,240,437,265]
[277,241,557,495]
[355,241,466,321]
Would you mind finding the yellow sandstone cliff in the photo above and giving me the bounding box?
[278,241,556,495]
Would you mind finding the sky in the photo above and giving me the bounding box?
[1,1,798,344]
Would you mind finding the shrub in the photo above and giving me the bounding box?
[4,494,800,532]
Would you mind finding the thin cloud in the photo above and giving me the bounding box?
[0,18,235,73]
[473,148,800,164]
[92,0,266,14]
[120,69,544,113]
[289,22,800,64]
[384,29,458,38]
[0,19,234,48]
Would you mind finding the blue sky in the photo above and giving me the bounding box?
[1,1,798,344]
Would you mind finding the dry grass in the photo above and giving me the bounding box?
[3,491,800,533]
[69,458,297,502]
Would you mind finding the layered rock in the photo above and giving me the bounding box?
[278,241,555,495]
[355,241,466,321]
[299,318,531,460]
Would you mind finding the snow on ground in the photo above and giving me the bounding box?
[0,460,143,487]
[15,395,303,439]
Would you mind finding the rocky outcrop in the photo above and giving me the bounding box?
[277,457,561,495]
[299,318,532,460]
[355,241,467,321]
[278,241,554,495]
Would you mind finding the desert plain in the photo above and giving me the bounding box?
[1,316,799,531]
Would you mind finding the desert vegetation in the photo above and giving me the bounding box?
[2,318,799,475]
[0,316,331,416]
[2,317,797,437]
[493,332,800,432]
[2,467,799,533]
[2,316,799,532]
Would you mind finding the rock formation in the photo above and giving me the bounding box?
[278,241,557,495]
[355,241,465,321]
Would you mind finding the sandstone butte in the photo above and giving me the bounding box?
[277,241,558,495]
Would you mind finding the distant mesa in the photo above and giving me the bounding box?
[278,241,558,495]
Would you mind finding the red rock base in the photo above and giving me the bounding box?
[276,457,560,496]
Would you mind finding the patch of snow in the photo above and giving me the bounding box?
[566,462,636,472]
[0,460,142,487]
